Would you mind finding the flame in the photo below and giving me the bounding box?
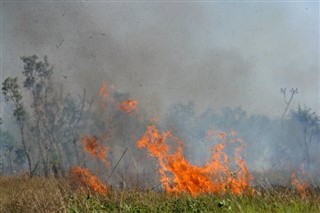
[98,82,116,110]
[99,82,110,97]
[82,135,109,167]
[118,99,137,113]
[137,125,253,197]
[98,83,137,114]
[291,166,309,199]
[69,167,107,195]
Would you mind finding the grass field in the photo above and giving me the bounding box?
[1,176,320,213]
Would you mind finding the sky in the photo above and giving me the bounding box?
[1,1,319,119]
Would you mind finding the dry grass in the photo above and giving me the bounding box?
[0,176,69,213]
[1,175,320,213]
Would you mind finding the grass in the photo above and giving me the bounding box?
[1,176,320,213]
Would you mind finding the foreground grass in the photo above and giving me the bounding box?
[1,176,320,213]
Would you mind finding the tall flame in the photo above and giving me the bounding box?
[137,125,253,197]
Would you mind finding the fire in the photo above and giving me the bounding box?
[70,136,109,194]
[118,99,137,113]
[98,83,137,114]
[70,82,136,194]
[137,125,253,197]
[82,135,109,167]
[98,82,115,110]
[99,82,110,97]
[291,166,309,199]
[69,167,107,195]
[81,82,253,197]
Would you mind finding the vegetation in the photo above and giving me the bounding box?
[1,55,90,177]
[2,77,31,175]
[290,105,320,171]
[0,176,319,213]
[1,55,320,212]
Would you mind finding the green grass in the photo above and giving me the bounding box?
[1,176,319,213]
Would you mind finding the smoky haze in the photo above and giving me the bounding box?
[1,2,319,118]
[1,2,320,188]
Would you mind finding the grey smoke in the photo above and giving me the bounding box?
[1,2,319,184]
[2,2,318,118]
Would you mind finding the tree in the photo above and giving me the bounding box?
[2,55,91,176]
[0,126,25,174]
[278,88,298,168]
[19,55,89,176]
[19,55,55,176]
[2,77,33,176]
[290,105,320,171]
[0,125,14,173]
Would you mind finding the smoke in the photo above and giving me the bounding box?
[2,2,319,117]
[1,2,319,185]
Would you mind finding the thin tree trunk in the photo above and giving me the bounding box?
[19,119,32,177]
[9,149,15,174]
[72,138,81,166]
[304,129,311,171]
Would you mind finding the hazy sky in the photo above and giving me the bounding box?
[1,1,319,118]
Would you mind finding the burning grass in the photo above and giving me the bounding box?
[2,83,318,212]
[0,175,320,213]
[69,167,108,195]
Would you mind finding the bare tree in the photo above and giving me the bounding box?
[278,88,298,167]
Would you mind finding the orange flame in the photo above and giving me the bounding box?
[70,167,107,195]
[291,166,309,199]
[82,135,109,167]
[118,99,137,113]
[137,125,253,197]
[99,82,110,97]
[98,82,117,110]
[98,82,137,114]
